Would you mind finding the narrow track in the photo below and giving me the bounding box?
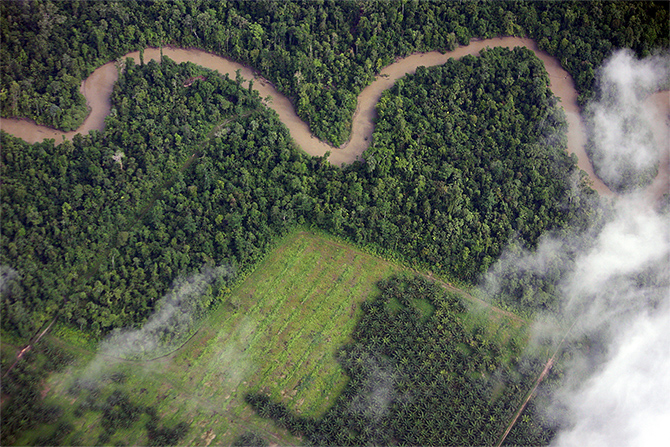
[496,319,578,446]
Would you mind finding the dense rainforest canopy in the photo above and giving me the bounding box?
[1,0,667,143]
[1,1,668,445]
[2,46,589,341]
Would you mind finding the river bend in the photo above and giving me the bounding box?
[2,37,669,197]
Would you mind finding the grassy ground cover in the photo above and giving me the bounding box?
[15,230,409,446]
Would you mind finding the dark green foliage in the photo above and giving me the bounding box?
[32,421,74,447]
[64,382,189,446]
[0,343,71,445]
[232,431,269,447]
[326,47,595,282]
[1,3,667,445]
[1,358,47,444]
[145,411,190,447]
[1,1,666,141]
[1,36,599,356]
[526,1,669,105]
[1,57,310,338]
[246,275,554,446]
[100,390,142,431]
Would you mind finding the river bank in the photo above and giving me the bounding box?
[2,38,667,197]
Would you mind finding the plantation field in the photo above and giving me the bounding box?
[13,230,530,446]
[17,231,410,446]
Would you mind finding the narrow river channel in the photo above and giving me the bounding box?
[2,37,668,198]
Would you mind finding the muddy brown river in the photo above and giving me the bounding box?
[2,37,668,198]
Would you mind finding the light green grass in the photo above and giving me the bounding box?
[26,230,407,446]
[14,230,529,446]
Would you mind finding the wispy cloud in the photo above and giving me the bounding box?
[82,265,234,379]
[549,49,670,447]
[347,354,397,423]
[482,49,670,446]
[0,265,19,294]
[546,195,669,446]
[586,49,670,190]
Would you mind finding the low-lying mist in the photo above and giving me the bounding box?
[82,264,234,380]
[547,196,668,447]
[586,49,670,191]
[482,49,670,446]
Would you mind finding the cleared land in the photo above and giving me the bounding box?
[18,231,411,446]
[14,231,529,446]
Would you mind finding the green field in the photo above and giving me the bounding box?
[19,231,412,446]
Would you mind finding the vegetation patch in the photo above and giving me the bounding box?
[2,3,667,445]
[13,231,410,446]
[246,275,546,446]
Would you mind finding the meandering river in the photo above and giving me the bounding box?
[2,37,668,198]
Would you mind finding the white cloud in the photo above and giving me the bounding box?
[552,306,670,447]
[81,265,233,379]
[587,50,669,188]
[549,50,670,446]
[483,49,670,446]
